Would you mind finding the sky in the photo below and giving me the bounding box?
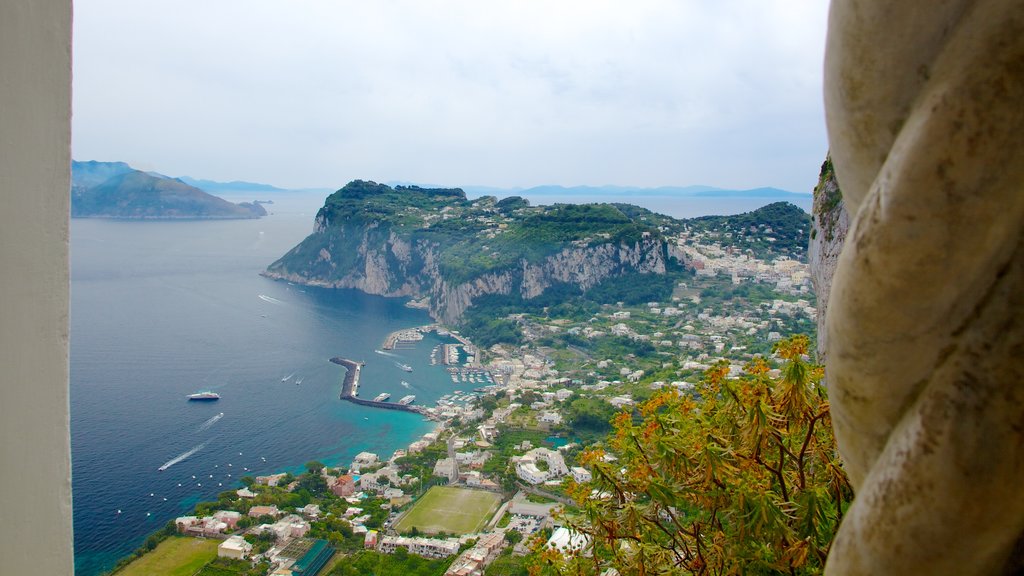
[72,1,830,192]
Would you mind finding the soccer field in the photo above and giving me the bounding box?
[395,486,503,535]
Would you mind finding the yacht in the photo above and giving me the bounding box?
[187,391,220,401]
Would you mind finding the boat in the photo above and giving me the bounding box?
[398,395,416,405]
[187,391,220,401]
[373,392,391,402]
[281,372,295,382]
[400,380,411,388]
[395,361,413,372]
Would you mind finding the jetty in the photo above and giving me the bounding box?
[330,357,427,415]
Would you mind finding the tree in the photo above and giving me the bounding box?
[305,460,326,474]
[535,335,852,575]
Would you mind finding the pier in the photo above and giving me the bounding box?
[330,357,427,415]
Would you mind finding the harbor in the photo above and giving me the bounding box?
[331,357,426,415]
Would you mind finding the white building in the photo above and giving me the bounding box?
[218,535,253,560]
[378,535,460,559]
[515,448,569,485]
[539,411,563,425]
[545,526,590,554]
[351,451,380,472]
[570,467,592,483]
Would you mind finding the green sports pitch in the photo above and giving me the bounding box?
[394,486,503,535]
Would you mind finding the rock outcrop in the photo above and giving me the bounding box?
[265,221,670,324]
[807,154,848,363]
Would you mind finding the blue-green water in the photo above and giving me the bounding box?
[70,193,452,575]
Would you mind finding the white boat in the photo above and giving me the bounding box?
[400,380,411,388]
[395,361,413,372]
[398,395,416,405]
[187,391,220,401]
[373,392,391,402]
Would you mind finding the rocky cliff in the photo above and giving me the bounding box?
[264,181,680,324]
[807,155,849,361]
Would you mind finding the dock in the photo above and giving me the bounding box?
[330,357,427,415]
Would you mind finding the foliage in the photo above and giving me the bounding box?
[486,552,531,576]
[328,549,452,576]
[688,202,810,259]
[535,335,851,575]
[563,398,618,436]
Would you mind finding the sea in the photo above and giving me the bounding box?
[70,189,811,575]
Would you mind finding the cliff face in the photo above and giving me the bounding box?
[265,218,670,324]
[808,155,849,361]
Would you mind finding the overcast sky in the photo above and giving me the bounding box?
[72,1,830,192]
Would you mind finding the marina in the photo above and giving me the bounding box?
[331,357,426,415]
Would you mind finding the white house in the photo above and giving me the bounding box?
[218,535,253,560]
[570,467,593,483]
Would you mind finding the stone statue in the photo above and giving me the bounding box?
[822,1,1024,574]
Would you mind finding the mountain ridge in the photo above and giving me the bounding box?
[71,161,267,220]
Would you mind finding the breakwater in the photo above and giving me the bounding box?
[331,357,426,415]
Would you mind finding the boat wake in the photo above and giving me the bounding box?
[197,412,224,432]
[258,294,283,305]
[374,349,396,357]
[158,442,206,471]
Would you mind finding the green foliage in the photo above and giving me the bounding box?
[328,550,452,576]
[486,553,530,576]
[460,315,523,347]
[536,335,852,575]
[563,397,617,436]
[689,201,810,259]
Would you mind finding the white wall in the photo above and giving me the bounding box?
[0,2,74,574]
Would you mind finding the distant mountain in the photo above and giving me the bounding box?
[454,183,807,200]
[71,160,134,191]
[71,162,266,219]
[178,176,285,193]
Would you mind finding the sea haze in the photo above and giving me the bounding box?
[69,188,810,575]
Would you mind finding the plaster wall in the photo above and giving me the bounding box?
[0,2,75,574]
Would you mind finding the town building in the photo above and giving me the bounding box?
[515,448,569,485]
[331,474,356,497]
[377,535,461,559]
[248,505,282,519]
[218,535,253,560]
[570,467,593,483]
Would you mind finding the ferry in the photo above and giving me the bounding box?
[398,395,416,405]
[373,393,391,402]
[395,362,413,372]
[187,391,220,401]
